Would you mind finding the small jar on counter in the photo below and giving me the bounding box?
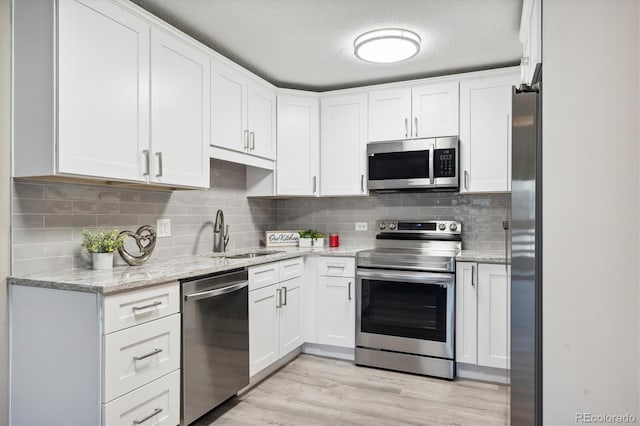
[329,234,339,248]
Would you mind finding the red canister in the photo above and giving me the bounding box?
[329,234,339,247]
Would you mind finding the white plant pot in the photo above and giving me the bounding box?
[92,252,114,270]
[313,238,324,248]
[299,238,313,248]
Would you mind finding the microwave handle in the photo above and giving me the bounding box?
[429,144,435,185]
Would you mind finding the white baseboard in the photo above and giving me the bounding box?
[302,343,355,361]
[456,362,510,384]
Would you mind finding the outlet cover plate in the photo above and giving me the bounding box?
[157,219,171,237]
[355,222,368,231]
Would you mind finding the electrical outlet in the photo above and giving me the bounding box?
[156,219,171,237]
[355,222,368,231]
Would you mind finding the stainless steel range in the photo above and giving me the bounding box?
[355,219,461,379]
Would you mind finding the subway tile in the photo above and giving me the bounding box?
[13,257,73,276]
[12,244,45,260]
[13,229,73,244]
[119,202,155,214]
[13,181,44,199]
[14,199,72,214]
[45,215,97,228]
[12,214,44,229]
[45,185,120,202]
[140,191,172,204]
[73,201,119,214]
[97,214,139,227]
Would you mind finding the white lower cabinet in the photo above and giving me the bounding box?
[248,258,304,377]
[456,262,511,370]
[316,257,355,348]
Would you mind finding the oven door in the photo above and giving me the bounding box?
[356,268,454,359]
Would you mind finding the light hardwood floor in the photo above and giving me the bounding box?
[194,354,509,426]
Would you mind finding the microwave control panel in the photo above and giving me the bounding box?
[434,148,456,177]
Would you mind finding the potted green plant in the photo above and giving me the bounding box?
[298,230,314,248]
[81,229,125,270]
[312,231,325,248]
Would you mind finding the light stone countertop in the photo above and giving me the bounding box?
[8,246,369,295]
[456,250,510,264]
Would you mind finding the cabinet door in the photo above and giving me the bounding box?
[317,276,355,348]
[276,95,320,196]
[247,81,276,160]
[211,60,247,152]
[279,277,304,355]
[320,93,368,196]
[150,29,210,188]
[477,264,511,369]
[455,262,477,364]
[412,82,459,138]
[459,72,518,193]
[368,87,412,142]
[248,284,280,377]
[57,0,149,182]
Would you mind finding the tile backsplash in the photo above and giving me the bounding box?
[11,159,278,275]
[11,159,509,275]
[277,192,509,251]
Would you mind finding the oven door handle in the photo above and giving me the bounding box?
[357,269,453,286]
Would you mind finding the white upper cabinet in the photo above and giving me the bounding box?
[460,71,519,193]
[368,87,412,142]
[412,82,459,138]
[211,60,276,161]
[276,94,320,196]
[150,28,210,188]
[368,82,459,142]
[211,60,247,153]
[519,0,541,86]
[320,93,368,196]
[57,0,150,182]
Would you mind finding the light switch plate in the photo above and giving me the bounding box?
[156,219,171,237]
[355,222,368,231]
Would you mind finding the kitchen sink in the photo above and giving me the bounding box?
[206,250,284,259]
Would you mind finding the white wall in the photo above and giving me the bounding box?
[543,0,640,424]
[0,0,10,423]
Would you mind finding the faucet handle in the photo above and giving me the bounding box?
[224,225,230,251]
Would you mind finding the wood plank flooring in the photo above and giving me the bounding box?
[194,354,509,426]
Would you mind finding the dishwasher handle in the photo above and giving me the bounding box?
[184,281,248,302]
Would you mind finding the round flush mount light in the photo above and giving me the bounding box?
[354,28,421,64]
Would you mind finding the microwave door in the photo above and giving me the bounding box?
[367,148,433,190]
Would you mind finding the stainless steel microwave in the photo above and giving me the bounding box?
[367,137,459,192]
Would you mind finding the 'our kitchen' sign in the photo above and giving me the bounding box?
[265,231,300,247]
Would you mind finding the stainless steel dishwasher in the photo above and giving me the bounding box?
[181,268,249,425]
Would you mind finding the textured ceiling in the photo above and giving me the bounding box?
[131,0,523,91]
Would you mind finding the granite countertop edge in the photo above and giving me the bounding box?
[8,246,368,295]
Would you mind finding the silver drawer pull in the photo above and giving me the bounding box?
[134,348,163,361]
[327,263,346,269]
[133,408,163,425]
[132,301,162,312]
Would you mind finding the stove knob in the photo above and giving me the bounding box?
[379,222,386,231]
[389,222,397,230]
[450,223,458,231]
[439,223,446,231]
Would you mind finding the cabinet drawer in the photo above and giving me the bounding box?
[249,262,280,291]
[103,282,179,334]
[279,257,304,281]
[103,369,180,426]
[318,257,355,277]
[104,314,180,402]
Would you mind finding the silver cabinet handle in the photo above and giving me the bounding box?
[244,129,249,150]
[327,263,346,269]
[132,301,161,312]
[414,117,418,137]
[348,281,352,301]
[282,286,287,306]
[276,288,281,308]
[134,348,163,361]
[312,176,317,194]
[404,118,408,138]
[142,149,150,177]
[185,281,248,302]
[155,152,163,177]
[471,264,476,289]
[133,408,163,425]
[464,170,469,190]
[250,131,255,150]
[361,174,365,193]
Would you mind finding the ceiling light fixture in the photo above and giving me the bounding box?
[354,28,421,64]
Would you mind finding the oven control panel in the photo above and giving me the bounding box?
[376,220,462,236]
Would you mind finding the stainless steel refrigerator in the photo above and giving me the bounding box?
[510,73,543,425]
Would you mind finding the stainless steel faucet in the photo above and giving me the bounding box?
[213,209,229,252]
